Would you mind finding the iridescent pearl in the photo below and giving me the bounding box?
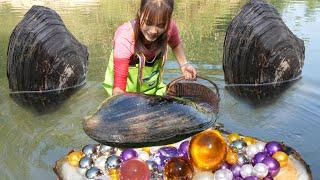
[213,169,233,180]
[94,156,107,170]
[98,145,113,155]
[253,163,268,178]
[138,151,150,161]
[193,171,215,180]
[255,142,266,152]
[246,144,260,160]
[240,164,254,178]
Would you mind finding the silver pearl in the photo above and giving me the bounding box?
[230,140,247,153]
[146,160,158,172]
[238,153,249,165]
[99,145,113,155]
[82,144,98,157]
[105,155,122,170]
[79,156,93,169]
[86,166,102,179]
[152,170,163,179]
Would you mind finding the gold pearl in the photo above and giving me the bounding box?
[142,147,151,154]
[108,168,119,180]
[272,151,289,167]
[227,133,240,143]
[226,149,238,165]
[242,137,256,145]
[189,130,227,171]
[67,151,84,167]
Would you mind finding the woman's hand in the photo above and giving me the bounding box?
[113,87,125,96]
[181,63,197,80]
[172,44,197,80]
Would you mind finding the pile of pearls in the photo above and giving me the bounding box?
[65,130,289,179]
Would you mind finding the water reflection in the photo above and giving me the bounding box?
[0,0,320,179]
[0,0,100,10]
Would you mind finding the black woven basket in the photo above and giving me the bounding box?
[166,75,220,113]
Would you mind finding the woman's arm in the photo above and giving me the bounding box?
[113,58,129,95]
[172,43,197,80]
[112,22,135,95]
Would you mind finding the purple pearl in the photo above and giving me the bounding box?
[268,168,280,177]
[252,152,269,166]
[244,176,259,180]
[265,141,283,155]
[178,140,190,158]
[262,156,280,177]
[120,148,138,161]
[262,176,274,180]
[230,164,241,177]
[220,162,231,169]
[158,147,179,157]
[154,146,179,168]
[233,177,244,180]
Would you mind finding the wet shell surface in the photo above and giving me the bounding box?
[7,5,88,111]
[83,93,216,148]
[223,0,305,102]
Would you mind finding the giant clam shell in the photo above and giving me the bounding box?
[223,0,304,102]
[83,93,216,148]
[7,5,88,112]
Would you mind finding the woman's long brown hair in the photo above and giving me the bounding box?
[134,0,174,56]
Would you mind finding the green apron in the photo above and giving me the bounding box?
[103,50,167,96]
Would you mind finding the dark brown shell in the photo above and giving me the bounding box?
[83,93,217,148]
[223,0,305,102]
[7,5,88,112]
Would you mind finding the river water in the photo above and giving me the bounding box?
[0,0,319,179]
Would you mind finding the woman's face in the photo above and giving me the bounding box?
[140,17,167,42]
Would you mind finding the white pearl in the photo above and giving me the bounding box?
[193,171,215,180]
[246,144,260,160]
[256,142,266,152]
[213,169,233,180]
[138,151,150,161]
[76,167,87,176]
[240,164,254,178]
[150,146,160,154]
[94,156,107,170]
[253,163,268,178]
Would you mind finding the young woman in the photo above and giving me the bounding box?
[103,0,197,96]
